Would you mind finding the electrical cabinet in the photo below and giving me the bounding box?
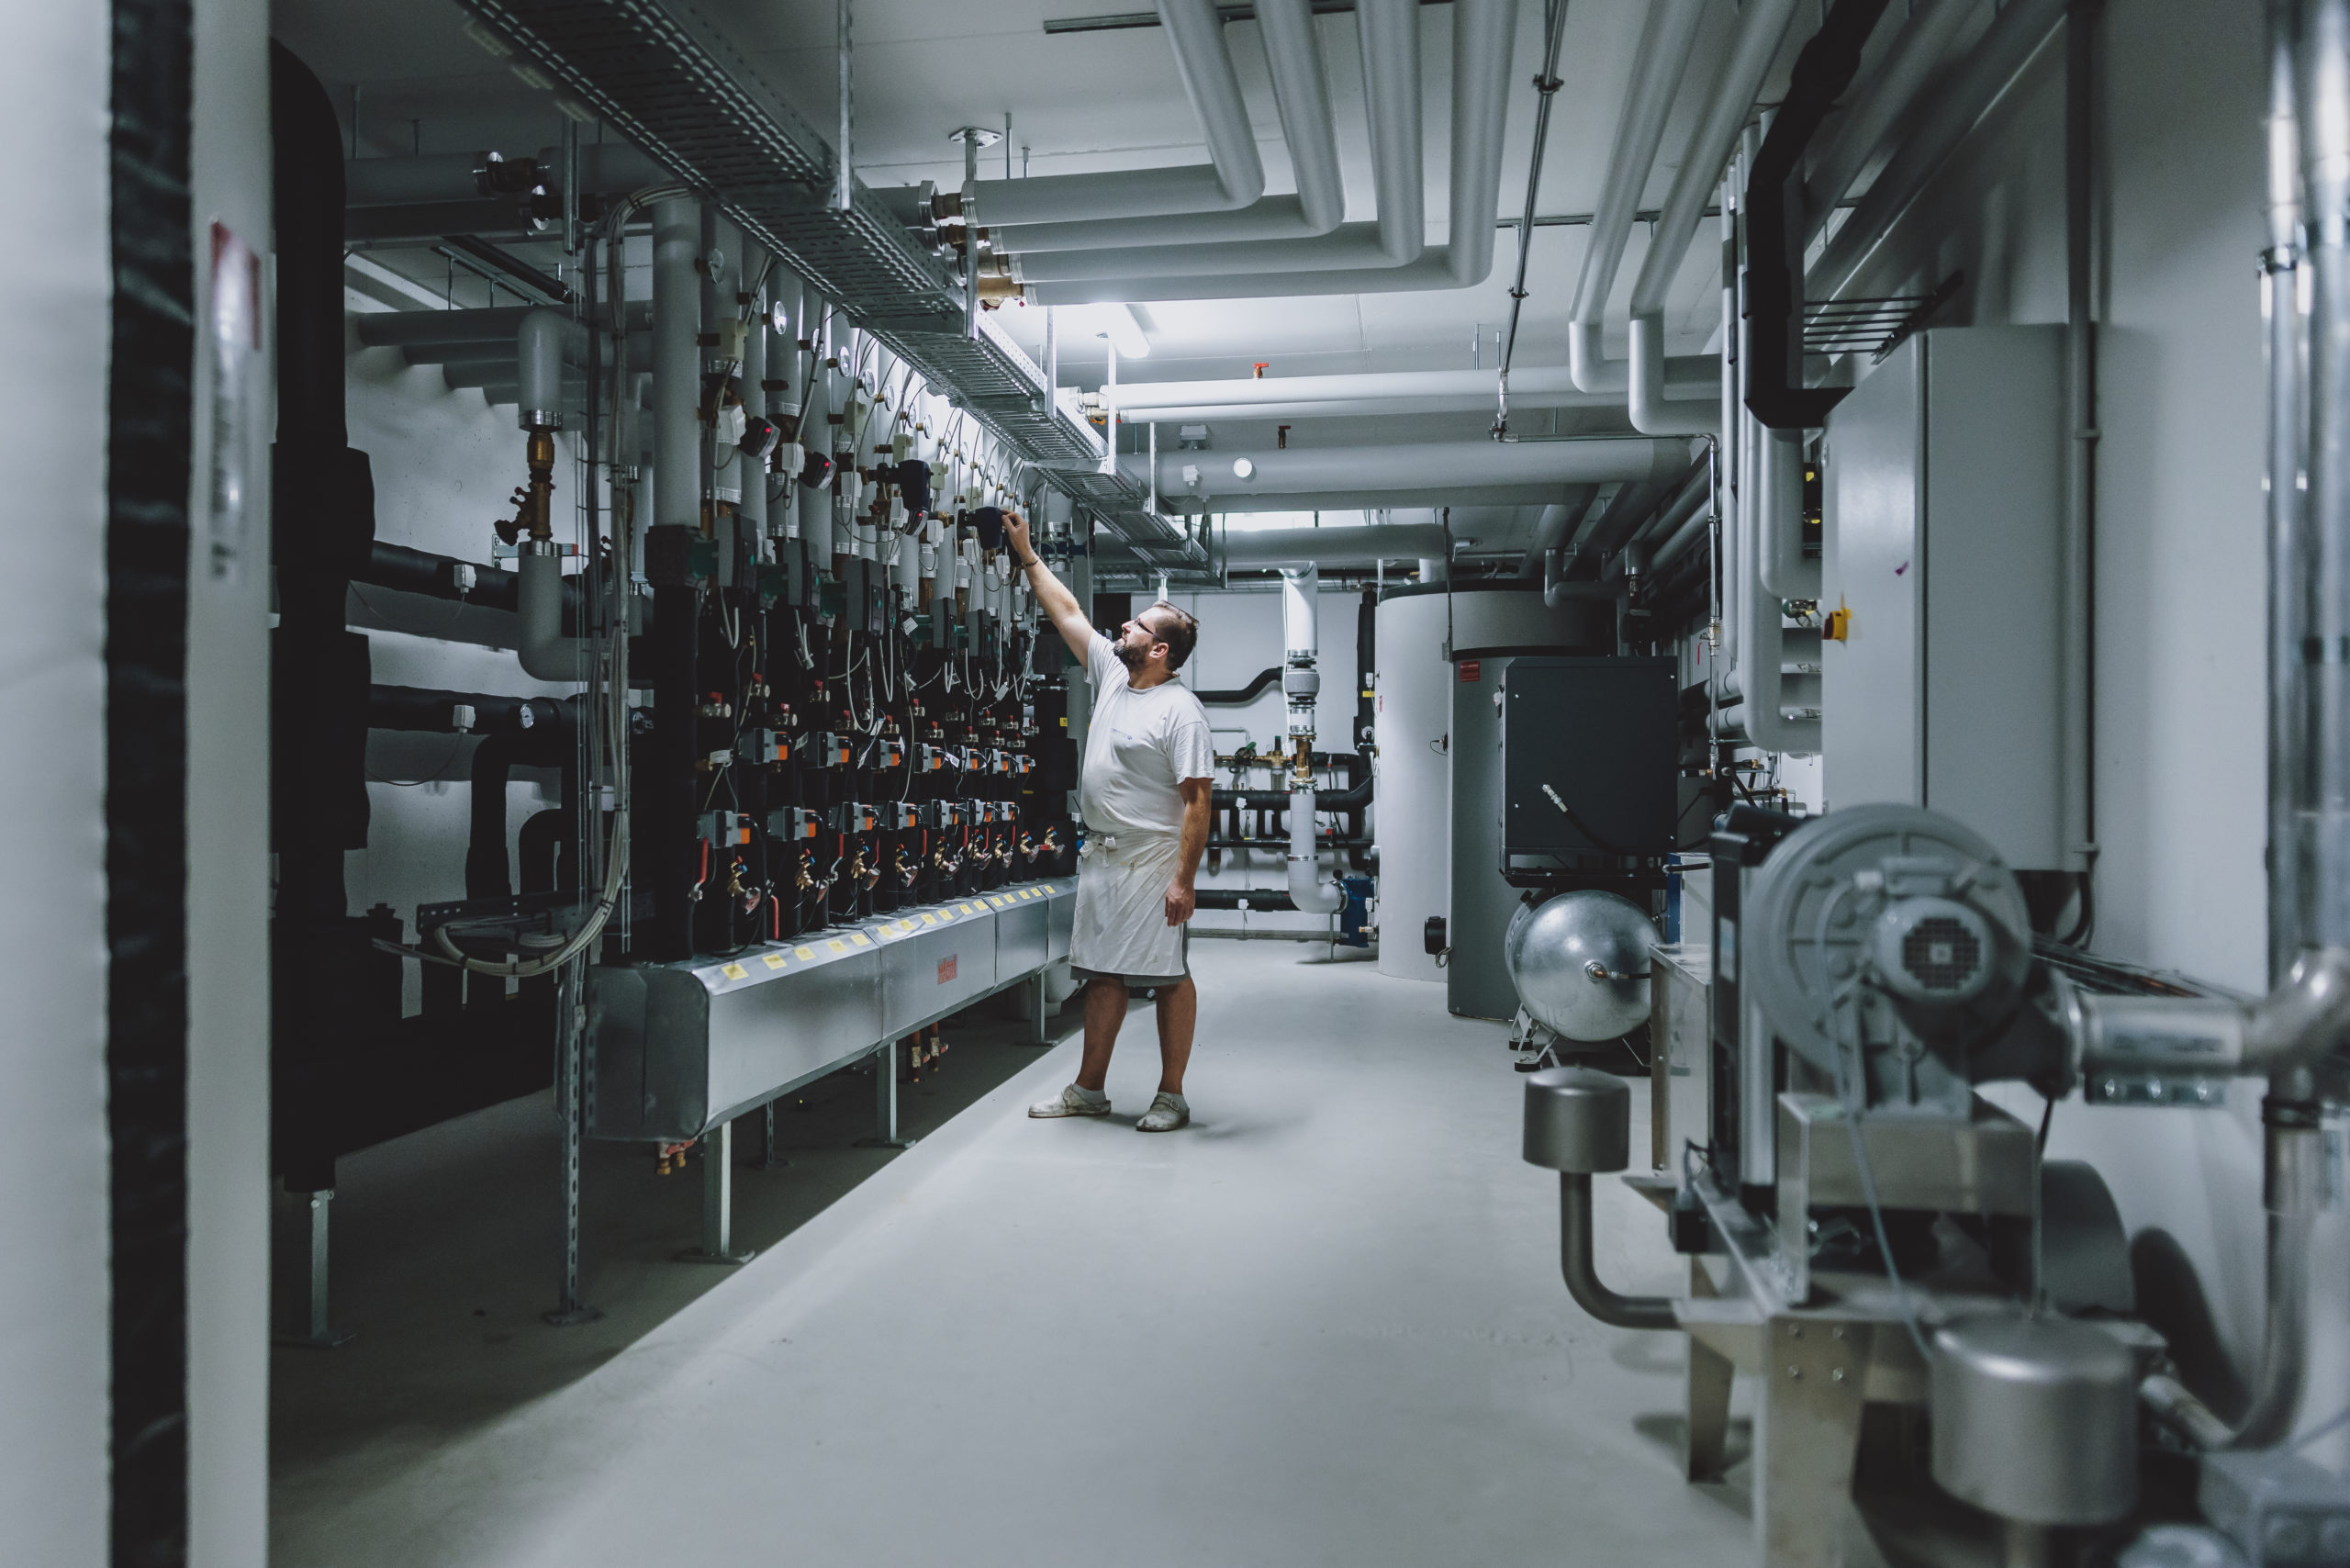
[1499,655,1678,864]
[1822,327,2067,871]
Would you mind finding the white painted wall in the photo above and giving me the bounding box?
[0,2,114,1560]
[187,0,273,1559]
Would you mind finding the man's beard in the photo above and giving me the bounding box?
[1114,637,1147,671]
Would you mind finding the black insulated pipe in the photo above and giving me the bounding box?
[367,684,565,734]
[1192,666,1281,705]
[360,542,520,611]
[1741,0,1890,431]
[1559,1173,1677,1329]
[465,706,577,900]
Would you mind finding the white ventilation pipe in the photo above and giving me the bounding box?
[1565,0,1709,396]
[1217,521,1449,566]
[989,0,1343,252]
[1011,0,1415,279]
[1145,435,1690,505]
[653,198,701,532]
[1024,0,1514,305]
[1625,0,1803,436]
[1279,566,1345,913]
[1100,364,1707,414]
[968,0,1263,226]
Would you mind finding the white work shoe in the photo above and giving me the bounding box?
[1136,1092,1190,1133]
[1029,1083,1111,1119]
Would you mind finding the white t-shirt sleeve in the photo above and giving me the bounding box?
[1166,715,1214,783]
[1085,629,1118,688]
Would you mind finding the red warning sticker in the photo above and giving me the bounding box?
[1458,660,1482,684]
[937,955,958,984]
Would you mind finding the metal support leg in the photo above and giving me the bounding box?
[1023,969,1051,1046]
[546,964,601,1324]
[274,1188,353,1349]
[677,1118,755,1264]
[1755,1316,1868,1567]
[1684,1261,1735,1482]
[754,1099,790,1170]
[857,1041,917,1148]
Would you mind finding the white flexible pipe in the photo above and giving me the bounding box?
[1023,0,1514,304]
[1566,0,1709,396]
[969,0,1264,226]
[990,0,1342,252]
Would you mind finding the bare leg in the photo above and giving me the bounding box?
[1075,977,1128,1091]
[1155,976,1195,1094]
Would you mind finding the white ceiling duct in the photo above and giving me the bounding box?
[965,0,1263,227]
[1218,521,1450,566]
[1020,0,1516,305]
[1142,435,1692,510]
[984,0,1344,252]
[1097,362,1715,423]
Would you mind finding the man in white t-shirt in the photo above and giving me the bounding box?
[1003,510,1213,1132]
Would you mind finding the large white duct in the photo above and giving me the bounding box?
[1565,0,1709,397]
[988,0,1344,252]
[1098,363,1714,425]
[1012,0,1417,280]
[1145,436,1690,508]
[1022,0,1516,305]
[1218,521,1449,566]
[968,0,1263,226]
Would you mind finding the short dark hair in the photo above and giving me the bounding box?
[1146,602,1200,671]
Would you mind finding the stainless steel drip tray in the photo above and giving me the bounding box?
[587,879,1076,1144]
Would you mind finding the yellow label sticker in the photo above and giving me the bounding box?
[722,963,748,980]
[763,953,787,969]
[795,946,816,960]
[921,913,938,925]
[1059,716,1069,727]
[827,939,847,955]
[850,934,872,947]
[960,902,977,914]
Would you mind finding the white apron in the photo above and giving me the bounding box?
[1069,831,1188,979]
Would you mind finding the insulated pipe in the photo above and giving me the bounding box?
[463,706,576,900]
[1022,0,1514,305]
[2272,0,2309,982]
[1623,0,1802,433]
[517,308,567,423]
[1148,436,1689,502]
[1279,566,1345,913]
[1756,427,1817,599]
[968,0,1263,226]
[342,141,668,207]
[1010,0,1414,278]
[652,199,702,531]
[1215,521,1450,566]
[989,0,1343,252]
[1800,0,1976,236]
[517,544,593,680]
[740,256,767,543]
[366,685,565,734]
[1101,365,1705,414]
[800,300,835,556]
[1566,0,1710,396]
[1807,0,2069,303]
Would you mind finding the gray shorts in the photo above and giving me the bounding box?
[1071,963,1191,991]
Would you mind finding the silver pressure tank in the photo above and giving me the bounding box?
[1503,890,1658,1042]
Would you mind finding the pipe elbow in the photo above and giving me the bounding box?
[1628,315,1720,437]
[1286,785,1346,913]
[1568,320,1627,395]
[2245,946,2350,1072]
[516,544,593,682]
[1559,1172,1677,1330]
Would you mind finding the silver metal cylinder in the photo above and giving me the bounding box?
[651,199,702,532]
[1521,1067,1630,1174]
[1930,1315,2138,1527]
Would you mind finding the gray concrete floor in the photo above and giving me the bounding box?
[271,941,1752,1567]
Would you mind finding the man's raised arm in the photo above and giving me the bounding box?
[1003,510,1094,663]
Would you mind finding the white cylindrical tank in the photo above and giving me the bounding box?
[1373,589,1452,982]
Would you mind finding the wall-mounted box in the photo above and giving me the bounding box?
[1823,327,2067,871]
